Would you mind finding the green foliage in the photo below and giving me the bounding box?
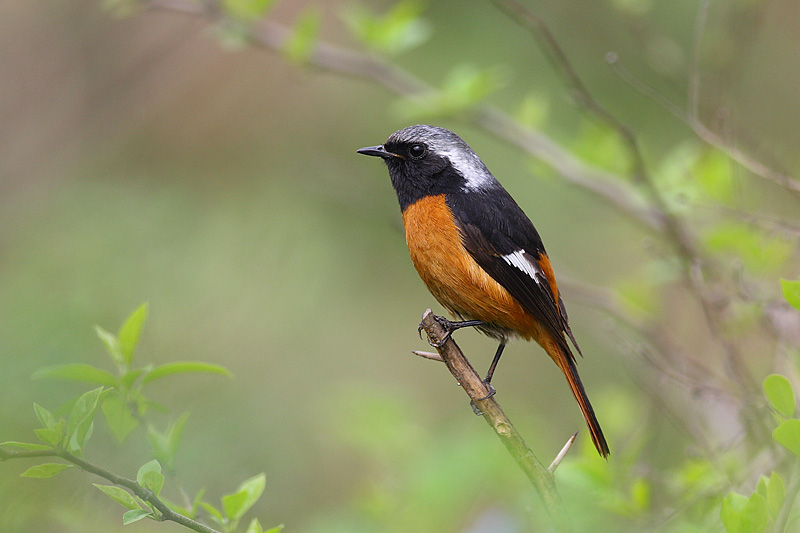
[516,92,550,129]
[342,0,431,56]
[654,144,737,210]
[703,222,792,274]
[781,279,800,311]
[123,509,153,525]
[198,473,267,532]
[93,484,143,511]
[284,8,321,65]
[137,459,165,497]
[148,412,190,474]
[32,302,230,446]
[0,304,277,533]
[693,149,734,203]
[572,120,630,175]
[223,0,276,22]
[720,375,800,532]
[19,463,74,479]
[721,491,768,533]
[398,64,505,119]
[765,374,796,418]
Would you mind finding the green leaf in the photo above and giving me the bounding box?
[245,519,284,533]
[136,460,164,496]
[222,473,266,521]
[693,148,733,203]
[398,64,505,119]
[740,493,768,533]
[20,463,74,478]
[572,120,630,175]
[120,369,144,389]
[223,0,276,21]
[32,364,118,387]
[199,502,225,527]
[0,441,52,451]
[246,518,264,533]
[284,8,321,64]
[93,484,142,511]
[767,471,785,519]
[142,361,231,384]
[342,0,431,55]
[35,428,62,447]
[764,374,795,417]
[33,403,56,430]
[118,302,148,366]
[66,387,105,453]
[222,489,249,521]
[703,222,792,273]
[102,392,139,443]
[517,93,549,129]
[781,279,800,312]
[721,493,747,533]
[122,509,152,525]
[773,419,800,458]
[148,412,190,473]
[95,325,124,368]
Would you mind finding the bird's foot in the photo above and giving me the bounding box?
[469,382,496,415]
[419,315,484,348]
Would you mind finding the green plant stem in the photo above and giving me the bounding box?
[0,447,219,533]
[417,309,570,531]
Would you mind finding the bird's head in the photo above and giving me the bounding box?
[358,125,497,210]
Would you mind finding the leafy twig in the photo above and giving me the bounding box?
[0,447,219,533]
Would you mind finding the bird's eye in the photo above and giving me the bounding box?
[408,143,426,159]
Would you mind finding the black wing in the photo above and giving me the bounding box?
[446,189,577,358]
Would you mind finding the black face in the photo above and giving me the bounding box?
[371,140,466,211]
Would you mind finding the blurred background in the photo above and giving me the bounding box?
[2,0,800,531]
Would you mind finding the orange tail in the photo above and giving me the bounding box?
[549,343,610,458]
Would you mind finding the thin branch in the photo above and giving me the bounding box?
[489,0,763,407]
[548,433,576,473]
[412,350,444,362]
[418,309,570,530]
[0,447,218,533]
[146,0,661,232]
[688,0,712,122]
[608,49,800,196]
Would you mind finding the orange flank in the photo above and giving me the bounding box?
[401,194,610,458]
[402,194,539,340]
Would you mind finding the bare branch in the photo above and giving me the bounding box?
[418,309,570,529]
[412,350,445,362]
[548,433,577,473]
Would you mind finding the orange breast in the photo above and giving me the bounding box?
[401,194,541,340]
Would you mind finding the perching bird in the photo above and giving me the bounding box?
[358,125,609,457]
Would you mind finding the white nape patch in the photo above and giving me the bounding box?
[439,146,494,191]
[502,250,543,283]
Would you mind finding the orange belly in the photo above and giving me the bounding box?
[401,194,540,340]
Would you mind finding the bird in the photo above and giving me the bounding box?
[357,124,609,458]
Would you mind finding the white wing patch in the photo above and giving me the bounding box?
[439,146,494,191]
[501,250,544,283]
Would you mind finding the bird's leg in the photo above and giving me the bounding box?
[473,342,505,402]
[418,314,484,347]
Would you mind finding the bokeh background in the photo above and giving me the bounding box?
[2,0,800,531]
